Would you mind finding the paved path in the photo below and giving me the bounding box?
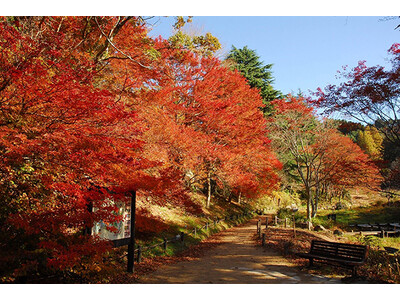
[139,218,341,284]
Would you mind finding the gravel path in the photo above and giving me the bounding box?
[139,218,341,284]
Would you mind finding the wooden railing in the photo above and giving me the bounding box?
[256,215,297,243]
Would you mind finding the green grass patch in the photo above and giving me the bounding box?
[311,203,400,230]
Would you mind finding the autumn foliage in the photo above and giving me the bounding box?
[268,96,382,220]
[0,17,281,282]
[313,42,400,190]
[0,16,388,283]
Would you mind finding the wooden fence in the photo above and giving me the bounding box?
[256,215,296,240]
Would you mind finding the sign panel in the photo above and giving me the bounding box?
[92,202,131,240]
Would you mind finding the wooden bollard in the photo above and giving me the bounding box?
[163,237,167,252]
[265,217,269,229]
[285,218,288,228]
[381,230,385,238]
[293,215,296,238]
[137,245,142,263]
[274,216,278,226]
[180,232,185,245]
[262,233,266,246]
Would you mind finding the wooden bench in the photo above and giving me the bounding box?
[296,240,368,277]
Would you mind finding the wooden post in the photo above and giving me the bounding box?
[137,245,142,263]
[381,230,385,238]
[262,233,266,246]
[83,200,93,235]
[285,218,288,228]
[265,217,269,229]
[194,227,197,237]
[127,190,137,273]
[163,237,167,252]
[293,215,296,238]
[181,232,185,245]
[206,223,209,231]
[274,216,278,226]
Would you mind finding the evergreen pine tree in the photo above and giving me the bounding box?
[226,46,282,115]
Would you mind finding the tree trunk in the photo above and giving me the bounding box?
[306,186,312,230]
[312,170,320,218]
[206,171,211,208]
[311,200,317,218]
[312,190,319,218]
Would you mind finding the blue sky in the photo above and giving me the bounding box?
[148,16,399,97]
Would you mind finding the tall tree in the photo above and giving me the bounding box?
[0,16,282,282]
[141,44,281,208]
[0,16,208,281]
[226,46,282,114]
[268,96,382,224]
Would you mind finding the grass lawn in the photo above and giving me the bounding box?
[312,203,400,229]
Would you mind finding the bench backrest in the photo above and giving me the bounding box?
[310,240,368,262]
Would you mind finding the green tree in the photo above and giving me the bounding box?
[226,46,282,114]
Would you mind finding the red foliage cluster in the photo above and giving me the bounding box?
[0,17,280,281]
[269,96,382,219]
[271,97,382,193]
[313,43,400,147]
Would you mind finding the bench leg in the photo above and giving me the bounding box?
[352,266,357,277]
[309,258,314,267]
